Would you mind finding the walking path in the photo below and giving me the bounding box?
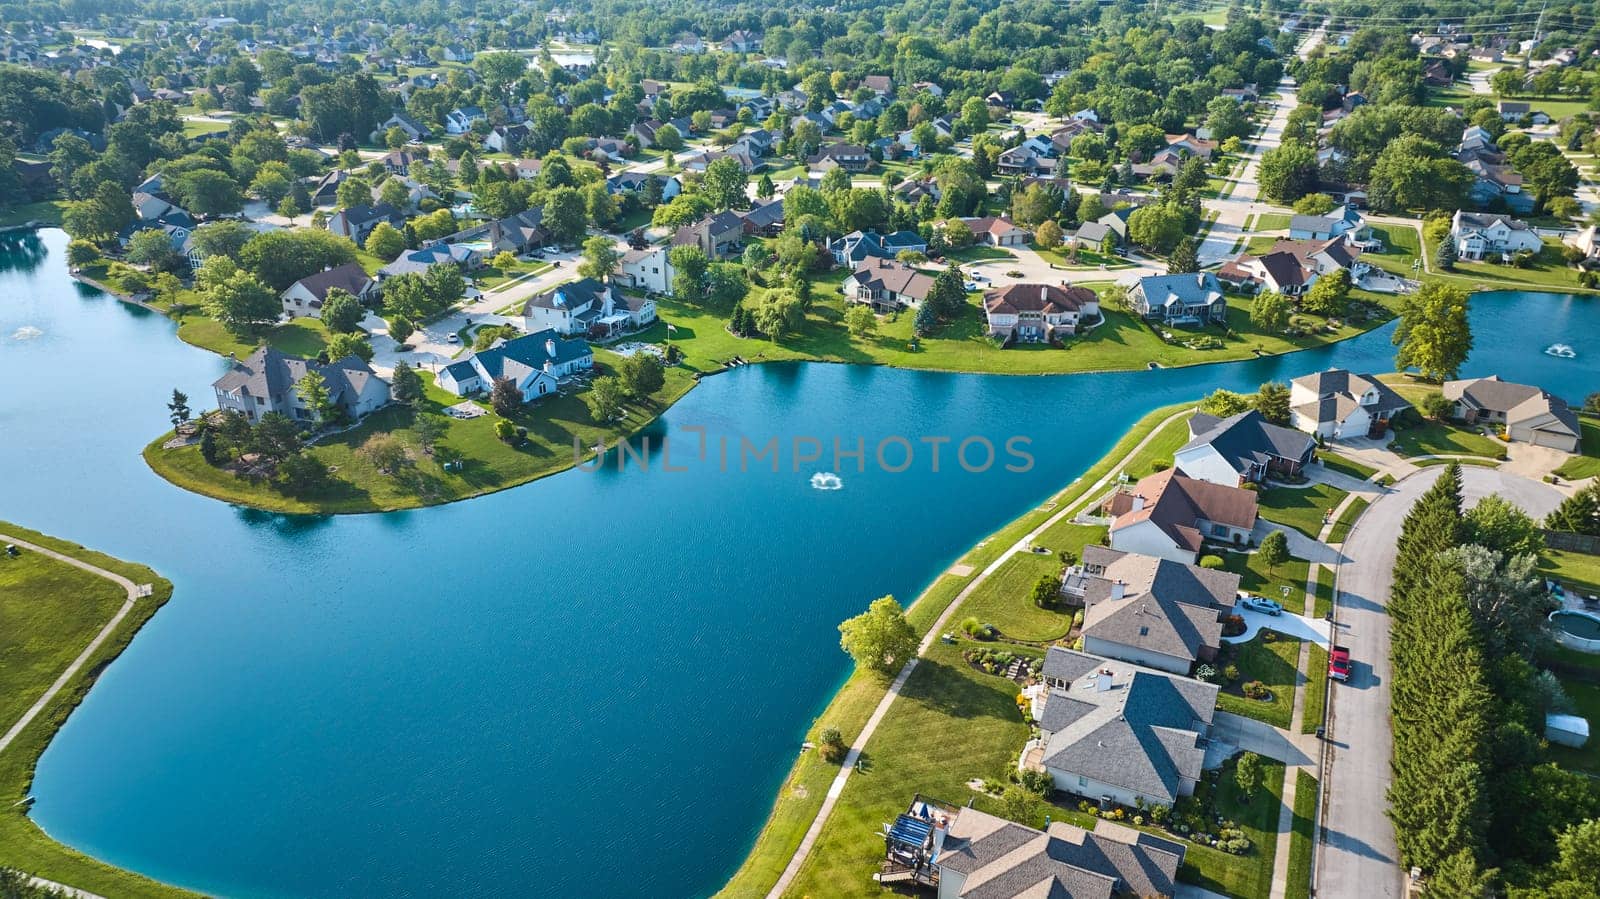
[0,534,148,899]
[0,535,147,755]
[763,409,1192,899]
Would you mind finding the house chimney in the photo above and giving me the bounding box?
[543,359,553,373]
[1129,494,1145,512]
[1110,579,1126,600]
[545,338,557,357]
[1096,670,1113,692]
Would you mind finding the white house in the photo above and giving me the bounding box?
[1289,369,1413,440]
[844,258,936,312]
[280,262,376,319]
[1451,210,1543,260]
[619,246,674,294]
[436,329,594,399]
[1173,410,1317,486]
[1102,468,1259,563]
[444,106,485,134]
[521,277,655,337]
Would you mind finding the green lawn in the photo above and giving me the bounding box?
[1223,549,1311,611]
[174,313,332,359]
[958,552,1076,642]
[1361,224,1422,278]
[1311,567,1334,620]
[1031,244,1133,269]
[1179,755,1287,899]
[644,279,1398,378]
[0,521,196,898]
[1553,415,1600,480]
[1256,213,1290,231]
[144,360,696,514]
[1120,417,1194,479]
[475,259,553,291]
[1385,418,1507,459]
[0,201,67,229]
[1326,496,1369,545]
[1435,239,1590,292]
[1217,632,1301,729]
[720,402,1204,899]
[1257,483,1349,539]
[1303,644,1329,734]
[1285,770,1318,899]
[944,245,1015,263]
[1539,549,1600,597]
[1319,453,1376,482]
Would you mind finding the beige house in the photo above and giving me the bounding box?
[1443,376,1581,451]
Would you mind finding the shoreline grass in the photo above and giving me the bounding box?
[0,521,197,898]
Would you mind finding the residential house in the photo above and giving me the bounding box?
[1498,100,1531,122]
[807,143,871,172]
[327,203,406,245]
[1049,118,1099,153]
[280,262,376,319]
[373,111,430,142]
[1288,206,1370,244]
[672,211,746,258]
[905,801,1184,899]
[829,229,927,265]
[954,216,1030,247]
[308,169,348,206]
[521,277,655,338]
[997,142,1056,176]
[844,258,936,312]
[1064,546,1240,673]
[607,171,682,201]
[1027,646,1218,808]
[436,330,594,399]
[1102,469,1259,563]
[377,242,481,279]
[1442,376,1581,451]
[443,106,485,134]
[862,75,893,97]
[1127,272,1228,326]
[377,147,426,175]
[1451,210,1543,260]
[1289,369,1413,440]
[982,283,1100,343]
[671,32,706,54]
[682,147,762,174]
[738,198,785,237]
[720,29,762,53]
[1565,225,1600,262]
[213,346,390,424]
[619,245,673,294]
[484,123,529,154]
[1174,410,1318,486]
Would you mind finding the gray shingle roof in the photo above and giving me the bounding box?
[1180,410,1316,476]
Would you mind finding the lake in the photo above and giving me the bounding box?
[3,229,1595,898]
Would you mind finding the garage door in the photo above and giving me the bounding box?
[1533,429,1578,451]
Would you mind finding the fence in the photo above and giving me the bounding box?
[1542,529,1600,556]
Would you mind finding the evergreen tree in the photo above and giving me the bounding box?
[1167,237,1199,274]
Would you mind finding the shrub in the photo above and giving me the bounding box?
[1222,614,1246,637]
[494,419,515,442]
[1151,459,1172,472]
[1198,554,1224,569]
[817,726,848,763]
[1223,664,1241,683]
[1018,768,1054,795]
[1421,392,1455,420]
[1243,680,1270,699]
[960,616,983,636]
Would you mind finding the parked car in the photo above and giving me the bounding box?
[446,333,460,344]
[1329,645,1352,682]
[1239,594,1283,616]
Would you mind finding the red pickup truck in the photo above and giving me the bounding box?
[1328,645,1353,682]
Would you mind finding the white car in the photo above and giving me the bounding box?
[1239,594,1283,616]
[446,333,460,344]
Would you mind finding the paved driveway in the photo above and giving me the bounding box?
[1224,608,1331,647]
[1318,467,1562,899]
[1208,711,1316,768]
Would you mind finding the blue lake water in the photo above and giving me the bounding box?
[3,228,1597,898]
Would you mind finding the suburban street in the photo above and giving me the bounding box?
[1318,467,1564,899]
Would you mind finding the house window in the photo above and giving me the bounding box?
[1078,775,1087,788]
[1211,523,1229,538]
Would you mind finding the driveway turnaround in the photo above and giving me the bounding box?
[1317,468,1562,899]
[1223,607,1332,647]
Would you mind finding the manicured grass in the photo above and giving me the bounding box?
[1217,632,1300,729]
[1546,680,1600,775]
[1120,416,1194,479]
[944,245,1015,262]
[1385,419,1507,459]
[1311,568,1334,620]
[0,200,67,229]
[1361,224,1421,278]
[174,313,332,359]
[645,279,1397,378]
[475,259,553,291]
[144,359,696,514]
[957,524,1105,642]
[1319,453,1376,482]
[1030,245,1132,269]
[1285,770,1318,899]
[720,402,1198,898]
[1326,496,1369,545]
[1256,213,1290,231]
[1553,414,1600,480]
[0,521,196,898]
[1435,240,1590,292]
[1223,548,1310,613]
[1179,755,1287,899]
[1303,643,1329,734]
[1256,482,1350,539]
[779,641,1040,898]
[1539,549,1600,597]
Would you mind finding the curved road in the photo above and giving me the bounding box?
[1318,467,1562,898]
